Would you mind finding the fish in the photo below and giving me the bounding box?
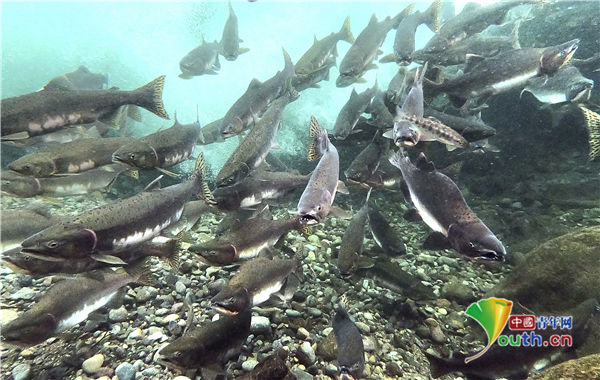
[465,138,501,155]
[364,258,435,299]
[295,16,354,76]
[220,48,295,138]
[337,189,371,276]
[332,81,378,140]
[41,66,108,91]
[219,1,250,61]
[359,158,405,189]
[157,311,251,373]
[571,52,600,78]
[198,118,227,145]
[333,299,365,380]
[1,121,111,148]
[427,39,580,113]
[1,163,135,198]
[423,108,497,142]
[112,114,204,171]
[426,298,599,380]
[367,203,406,256]
[216,88,298,187]
[297,116,342,224]
[292,56,336,92]
[344,131,389,186]
[213,169,311,211]
[439,1,455,25]
[381,0,441,65]
[579,105,600,161]
[384,67,408,109]
[189,216,304,266]
[0,206,56,253]
[163,200,214,237]
[0,260,152,347]
[211,257,298,314]
[2,236,179,275]
[336,5,414,87]
[521,66,594,104]
[365,90,395,130]
[20,153,214,263]
[179,37,221,78]
[413,20,521,66]
[389,150,506,263]
[422,0,533,54]
[1,75,169,139]
[8,137,134,177]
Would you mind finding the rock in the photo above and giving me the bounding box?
[286,309,302,318]
[9,287,36,300]
[142,367,159,376]
[386,362,403,377]
[134,287,157,303]
[355,322,370,334]
[297,327,310,339]
[490,226,600,312]
[172,377,192,380]
[292,367,314,380]
[175,281,186,294]
[250,316,271,335]
[316,332,337,361]
[0,308,19,325]
[82,354,104,374]
[109,306,129,322]
[297,341,316,366]
[12,363,31,380]
[115,362,136,380]
[441,277,474,303]
[528,353,600,380]
[241,359,259,371]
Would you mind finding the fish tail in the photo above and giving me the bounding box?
[510,19,522,49]
[132,75,170,120]
[308,116,327,161]
[282,47,294,76]
[125,258,155,286]
[423,0,441,32]
[338,16,355,44]
[193,153,217,205]
[388,149,406,170]
[579,105,600,161]
[424,351,452,378]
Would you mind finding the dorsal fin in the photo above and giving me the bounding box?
[415,152,435,172]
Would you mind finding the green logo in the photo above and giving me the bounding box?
[464,297,513,363]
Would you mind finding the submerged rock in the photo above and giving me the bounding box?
[528,353,600,380]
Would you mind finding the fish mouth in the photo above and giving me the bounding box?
[339,368,357,380]
[568,83,593,102]
[472,249,505,263]
[1,258,32,274]
[211,303,238,315]
[298,214,320,225]
[20,249,66,262]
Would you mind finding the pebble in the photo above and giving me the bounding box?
[175,281,186,294]
[109,306,129,322]
[141,367,159,376]
[128,328,143,340]
[172,377,192,380]
[292,367,314,380]
[297,327,310,339]
[115,362,136,380]
[241,359,258,371]
[297,341,316,366]
[82,354,104,374]
[134,287,157,303]
[250,316,271,335]
[9,287,36,300]
[355,322,370,334]
[286,309,302,318]
[12,363,31,380]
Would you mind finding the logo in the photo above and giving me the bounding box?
[464,298,573,363]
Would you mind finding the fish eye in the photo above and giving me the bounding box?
[46,240,58,249]
[129,153,136,160]
[24,256,31,262]
[469,242,476,249]
[317,206,322,211]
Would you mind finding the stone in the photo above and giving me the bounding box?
[297,341,316,366]
[0,308,19,325]
[441,277,474,303]
[386,362,403,377]
[172,377,193,380]
[9,287,36,300]
[528,353,600,380]
[355,322,370,334]
[82,354,104,374]
[141,367,159,376]
[297,327,310,339]
[316,332,337,361]
[175,281,186,294]
[115,362,136,380]
[109,306,129,322]
[241,359,259,371]
[292,367,314,380]
[12,363,31,380]
[250,316,271,335]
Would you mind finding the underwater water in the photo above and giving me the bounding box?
[1,0,599,379]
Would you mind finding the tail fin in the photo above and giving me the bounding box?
[392,3,415,28]
[132,75,170,120]
[282,47,294,77]
[193,153,217,204]
[158,237,180,272]
[417,62,428,86]
[388,149,407,170]
[127,105,142,122]
[424,351,452,378]
[338,16,355,44]
[422,0,441,32]
[126,258,155,286]
[308,116,328,161]
[579,105,600,161]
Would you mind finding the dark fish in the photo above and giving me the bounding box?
[220,48,295,137]
[295,16,354,76]
[1,76,169,139]
[216,88,298,187]
[297,117,341,224]
[198,118,227,145]
[344,131,389,187]
[360,158,404,189]
[1,260,151,347]
[384,67,408,109]
[389,151,506,263]
[1,121,111,148]
[428,40,580,113]
[422,0,532,54]
[439,1,455,25]
[337,190,370,276]
[213,169,311,211]
[219,1,250,61]
[365,258,435,299]
[365,89,395,130]
[211,257,297,314]
[333,300,365,380]
[2,236,178,275]
[189,216,303,266]
[382,0,441,65]
[292,56,336,92]
[332,82,378,140]
[0,206,56,253]
[179,38,221,78]
[367,204,406,256]
[163,200,214,237]
[1,163,135,198]
[423,108,497,142]
[112,115,203,170]
[20,154,214,263]
[158,311,251,373]
[521,66,593,104]
[571,52,600,78]
[8,137,134,177]
[336,5,414,87]
[41,66,108,91]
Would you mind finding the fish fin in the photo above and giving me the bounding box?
[337,180,350,195]
[248,78,262,89]
[382,129,394,139]
[358,256,375,269]
[127,105,142,122]
[282,47,294,74]
[579,105,600,161]
[448,94,466,109]
[178,73,193,79]
[330,205,351,219]
[463,54,485,73]
[403,208,422,222]
[366,63,378,70]
[237,47,250,55]
[205,70,219,75]
[98,107,122,128]
[356,77,368,83]
[339,16,354,44]
[143,175,163,192]
[308,116,324,161]
[424,351,453,378]
[379,53,396,63]
[446,145,457,152]
[133,75,170,119]
[125,257,155,286]
[422,232,451,250]
[510,19,522,49]
[215,54,221,69]
[1,131,30,141]
[157,167,180,178]
[310,84,321,89]
[183,291,195,335]
[161,238,181,272]
[423,0,441,32]
[415,152,436,172]
[91,254,127,265]
[193,153,217,205]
